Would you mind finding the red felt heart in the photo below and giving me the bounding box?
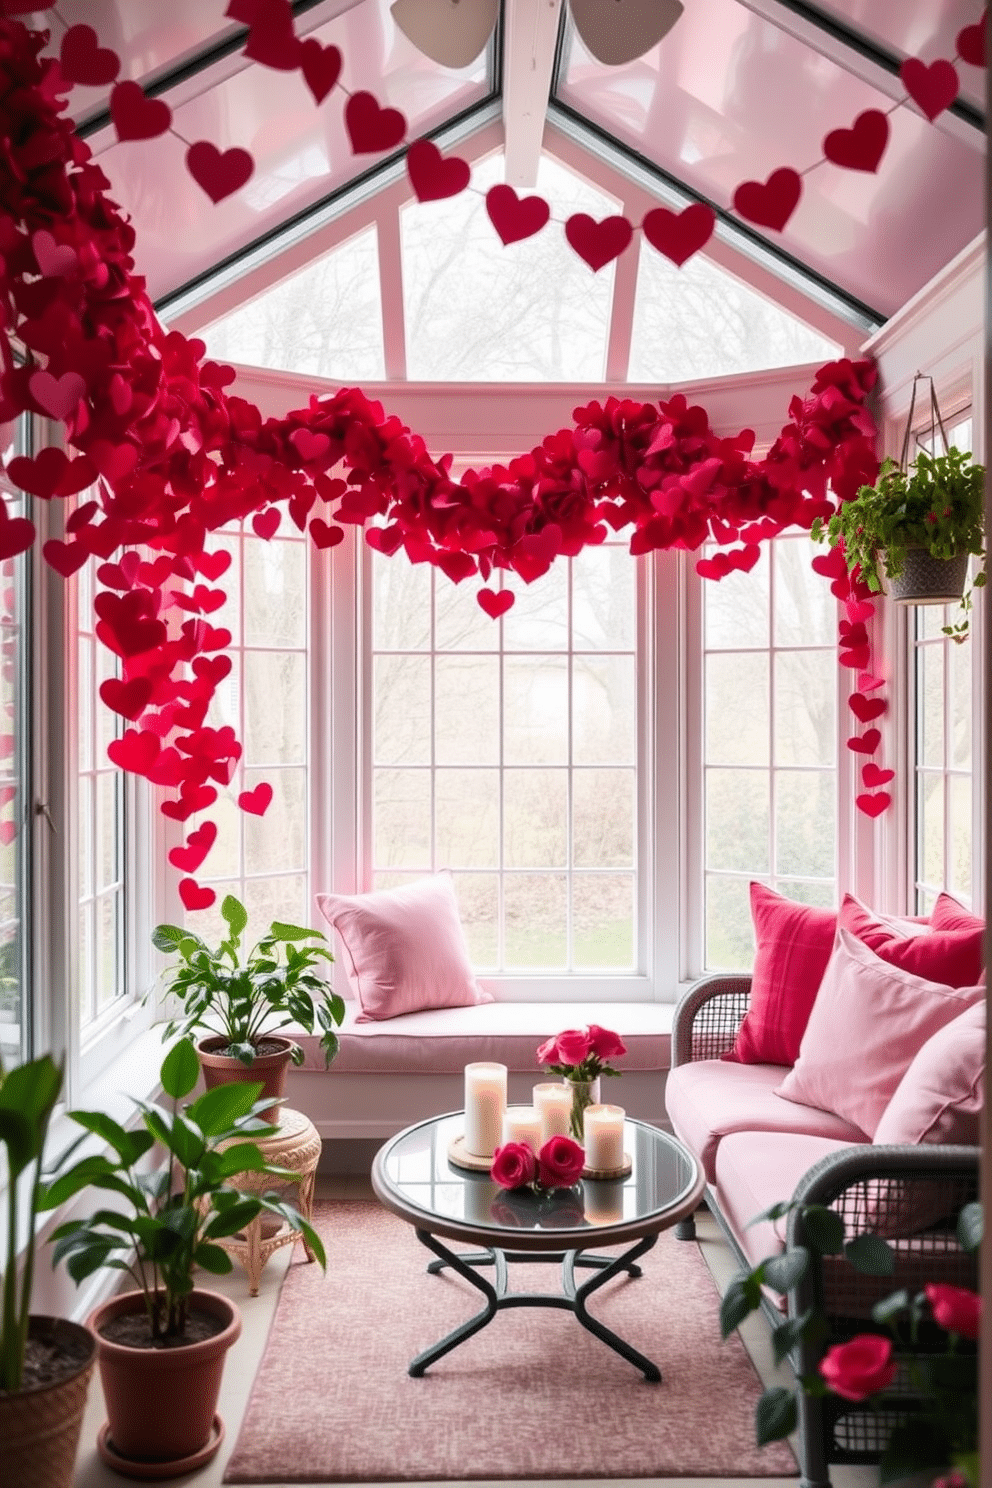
[299,37,341,102]
[238,782,273,816]
[564,214,633,271]
[365,524,404,556]
[856,791,891,819]
[696,552,732,581]
[477,587,514,619]
[406,139,471,202]
[848,692,886,723]
[192,654,233,686]
[862,762,895,788]
[0,516,35,561]
[838,620,868,648]
[242,14,301,70]
[59,23,121,86]
[846,728,881,755]
[810,546,848,579]
[858,673,885,693]
[290,428,330,462]
[66,501,98,535]
[485,184,551,245]
[161,785,218,821]
[641,203,716,267]
[88,440,139,485]
[823,109,889,173]
[32,229,78,279]
[29,370,86,420]
[110,80,172,142]
[195,549,232,581]
[178,877,216,912]
[345,91,407,154]
[7,448,93,499]
[107,728,160,775]
[186,142,254,203]
[252,507,281,541]
[43,539,89,577]
[146,747,185,788]
[838,646,870,670]
[99,676,153,721]
[957,12,987,67]
[168,821,218,873]
[900,57,960,121]
[733,168,802,232]
[845,597,875,623]
[309,518,344,550]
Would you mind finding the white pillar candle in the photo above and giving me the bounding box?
[532,1082,572,1141]
[501,1104,543,1155]
[464,1062,507,1158]
[582,1104,625,1172]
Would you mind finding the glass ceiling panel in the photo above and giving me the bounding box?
[629,250,841,383]
[201,225,385,379]
[401,153,617,381]
[556,0,984,318]
[813,0,986,109]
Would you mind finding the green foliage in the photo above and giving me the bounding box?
[40,1039,327,1343]
[154,894,345,1067]
[0,1053,64,1390]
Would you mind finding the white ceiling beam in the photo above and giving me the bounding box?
[502,0,564,188]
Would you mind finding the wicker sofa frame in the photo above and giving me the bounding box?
[671,973,980,1488]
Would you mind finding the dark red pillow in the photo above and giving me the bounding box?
[839,894,984,987]
[723,883,837,1067]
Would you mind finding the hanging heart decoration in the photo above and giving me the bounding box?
[823,110,890,174]
[485,185,551,245]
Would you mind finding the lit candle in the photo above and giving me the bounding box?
[464,1062,507,1158]
[532,1082,572,1141]
[583,1105,625,1173]
[501,1104,543,1155]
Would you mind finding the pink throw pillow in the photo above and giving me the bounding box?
[839,894,984,988]
[315,874,493,1022]
[873,1000,985,1147]
[722,883,836,1067]
[776,928,985,1137]
[930,892,985,936]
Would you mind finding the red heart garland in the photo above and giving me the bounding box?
[299,37,342,101]
[178,877,216,911]
[168,821,218,873]
[485,184,551,245]
[290,428,330,461]
[195,549,233,581]
[810,546,848,579]
[252,508,281,541]
[107,728,161,775]
[838,646,870,670]
[59,24,121,86]
[7,448,94,499]
[957,12,987,67]
[564,214,633,271]
[641,203,716,266]
[0,516,36,561]
[823,109,889,173]
[99,677,153,721]
[109,80,172,142]
[310,518,344,549]
[856,792,891,818]
[406,140,471,202]
[733,168,802,232]
[858,673,886,693]
[186,142,255,203]
[345,91,407,154]
[162,785,218,821]
[29,370,86,421]
[242,13,301,70]
[848,692,886,723]
[477,588,514,619]
[900,57,960,121]
[239,782,273,816]
[862,762,895,788]
[43,539,89,577]
[846,728,881,755]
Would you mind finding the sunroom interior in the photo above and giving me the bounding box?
[0,1,988,1485]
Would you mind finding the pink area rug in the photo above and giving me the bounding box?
[225,1201,797,1482]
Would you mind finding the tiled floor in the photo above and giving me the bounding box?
[70,1177,875,1488]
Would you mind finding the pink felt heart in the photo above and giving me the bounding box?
[0,821,16,847]
[59,23,121,86]
[477,587,514,619]
[846,728,881,755]
[957,12,987,67]
[107,728,160,775]
[32,229,78,278]
[406,140,471,202]
[99,676,153,722]
[856,791,891,819]
[345,91,407,154]
[178,877,216,912]
[845,597,875,623]
[29,370,86,420]
[858,673,885,693]
[862,762,895,788]
[823,109,889,173]
[733,168,802,232]
[42,538,89,577]
[186,142,254,203]
[110,80,172,142]
[239,782,273,816]
[0,515,35,561]
[641,203,716,267]
[900,57,960,121]
[299,38,341,102]
[252,507,281,541]
[848,692,886,723]
[290,428,330,462]
[309,518,344,550]
[564,214,633,271]
[485,185,550,245]
[168,821,218,873]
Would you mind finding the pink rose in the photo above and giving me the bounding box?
[818,1334,897,1402]
[536,1034,562,1066]
[537,1135,585,1189]
[587,1024,626,1061]
[925,1283,982,1340]
[490,1141,537,1190]
[554,1028,593,1068]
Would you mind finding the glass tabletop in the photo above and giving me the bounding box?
[372,1111,700,1242]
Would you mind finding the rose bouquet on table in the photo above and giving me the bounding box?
[491,1135,585,1194]
[536,1025,627,1139]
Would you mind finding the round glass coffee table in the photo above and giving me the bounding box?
[371,1111,704,1382]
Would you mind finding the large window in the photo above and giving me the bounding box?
[0,419,30,1065]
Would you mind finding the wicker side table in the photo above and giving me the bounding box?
[217,1106,322,1296]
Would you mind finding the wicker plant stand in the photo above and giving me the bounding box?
[216,1106,322,1295]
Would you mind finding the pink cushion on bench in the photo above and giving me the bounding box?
[713,1130,855,1268]
[874,999,985,1147]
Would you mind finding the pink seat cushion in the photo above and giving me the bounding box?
[722,883,837,1067]
[713,1131,856,1267]
[776,928,985,1137]
[315,874,493,1022]
[665,1058,865,1183]
[839,893,983,987]
[874,999,985,1147]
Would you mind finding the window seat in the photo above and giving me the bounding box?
[287,1001,674,1140]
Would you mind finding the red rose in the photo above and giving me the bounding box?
[490,1141,537,1190]
[587,1024,626,1060]
[536,1034,562,1066]
[537,1135,585,1189]
[554,1028,592,1067]
[925,1283,982,1340]
[818,1334,897,1402]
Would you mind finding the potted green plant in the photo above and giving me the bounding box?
[0,1053,97,1488]
[153,893,345,1111]
[39,1037,326,1476]
[814,446,986,638]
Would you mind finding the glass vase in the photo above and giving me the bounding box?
[564,1076,600,1140]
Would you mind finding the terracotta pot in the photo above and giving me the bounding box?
[87,1288,240,1474]
[887,548,970,605]
[0,1317,96,1488]
[196,1032,295,1117]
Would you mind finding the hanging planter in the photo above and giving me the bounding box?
[886,547,971,606]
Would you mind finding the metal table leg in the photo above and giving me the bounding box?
[564,1234,661,1381]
